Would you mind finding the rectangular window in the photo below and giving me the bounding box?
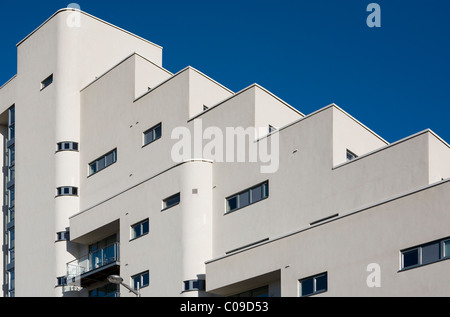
[132,271,149,290]
[56,187,78,197]
[401,237,450,270]
[89,149,117,176]
[299,273,327,297]
[162,193,180,210]
[57,142,79,152]
[226,181,269,213]
[131,219,149,240]
[41,74,53,90]
[143,123,162,146]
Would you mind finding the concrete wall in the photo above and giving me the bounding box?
[206,180,450,297]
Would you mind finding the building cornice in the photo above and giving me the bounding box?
[16,8,162,49]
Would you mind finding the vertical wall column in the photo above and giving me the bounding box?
[180,161,213,297]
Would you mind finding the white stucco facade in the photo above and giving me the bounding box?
[1,9,449,297]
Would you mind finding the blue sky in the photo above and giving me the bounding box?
[1,0,449,143]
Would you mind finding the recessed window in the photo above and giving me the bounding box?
[57,142,79,152]
[401,237,450,270]
[226,181,269,213]
[346,149,358,161]
[132,271,149,290]
[162,193,180,210]
[56,230,70,242]
[143,123,162,147]
[41,74,53,90]
[56,187,78,197]
[131,219,149,240]
[183,279,206,292]
[56,276,67,286]
[299,273,327,297]
[89,149,117,176]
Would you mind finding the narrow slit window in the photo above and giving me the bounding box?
[41,74,53,90]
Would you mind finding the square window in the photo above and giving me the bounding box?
[421,242,440,265]
[402,249,419,269]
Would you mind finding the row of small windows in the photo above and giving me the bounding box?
[401,237,450,270]
[226,181,269,213]
[89,149,117,176]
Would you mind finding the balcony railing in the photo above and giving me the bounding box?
[67,242,119,285]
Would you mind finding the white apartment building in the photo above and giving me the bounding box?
[1,9,450,297]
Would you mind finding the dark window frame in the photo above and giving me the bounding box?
[226,181,269,214]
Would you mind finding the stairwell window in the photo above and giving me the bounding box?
[57,142,79,152]
[89,149,117,176]
[226,181,269,213]
[57,187,78,197]
[41,74,53,90]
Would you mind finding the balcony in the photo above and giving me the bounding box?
[67,242,119,288]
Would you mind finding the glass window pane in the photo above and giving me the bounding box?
[133,225,141,239]
[315,274,327,292]
[403,249,419,268]
[142,220,149,235]
[227,196,238,212]
[444,240,450,258]
[262,182,269,198]
[239,191,250,208]
[133,276,141,289]
[89,163,97,175]
[144,130,154,144]
[105,151,116,166]
[422,242,440,265]
[154,124,162,139]
[301,278,314,297]
[142,272,149,287]
[251,185,262,203]
[98,157,106,170]
[165,194,180,208]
